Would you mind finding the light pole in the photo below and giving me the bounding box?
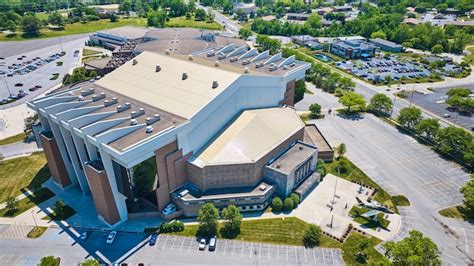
[31,210,38,227]
[3,76,12,96]
[409,84,415,107]
[58,37,64,53]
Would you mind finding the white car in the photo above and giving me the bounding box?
[80,231,88,240]
[161,203,176,216]
[198,238,206,250]
[106,231,117,244]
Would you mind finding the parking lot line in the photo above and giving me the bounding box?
[178,237,185,251]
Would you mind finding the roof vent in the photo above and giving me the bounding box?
[132,59,138,65]
[188,55,193,60]
[214,61,220,67]
[81,88,94,96]
[283,65,288,70]
[289,62,296,67]
[182,72,188,80]
[92,93,105,102]
[104,97,117,107]
[130,108,145,118]
[230,56,238,62]
[130,119,138,126]
[244,67,249,74]
[78,95,84,101]
[242,59,250,65]
[146,113,161,125]
[269,63,277,71]
[155,64,161,72]
[165,49,170,55]
[146,126,153,133]
[212,80,218,89]
[259,184,267,191]
[276,163,281,169]
[299,146,303,150]
[256,62,264,68]
[207,50,215,57]
[117,103,131,113]
[218,53,226,60]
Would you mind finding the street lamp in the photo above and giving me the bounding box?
[2,76,12,96]
[31,210,38,227]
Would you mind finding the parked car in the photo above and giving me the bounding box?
[209,236,217,251]
[161,203,176,216]
[442,113,451,118]
[149,233,158,246]
[106,231,117,244]
[80,231,89,240]
[198,238,206,250]
[15,83,23,87]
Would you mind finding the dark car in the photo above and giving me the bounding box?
[149,233,158,246]
[29,87,38,92]
[14,83,23,87]
[35,85,42,89]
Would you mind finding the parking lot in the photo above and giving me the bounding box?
[337,56,431,82]
[407,87,473,130]
[125,234,344,265]
[0,36,87,107]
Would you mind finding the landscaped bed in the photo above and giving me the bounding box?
[27,226,48,238]
[0,187,55,217]
[349,206,391,230]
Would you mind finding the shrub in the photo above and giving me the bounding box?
[160,220,184,233]
[283,198,294,211]
[303,224,321,248]
[290,193,300,206]
[271,197,283,212]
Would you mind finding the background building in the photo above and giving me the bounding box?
[330,39,377,59]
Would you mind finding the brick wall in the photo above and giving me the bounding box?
[40,132,71,188]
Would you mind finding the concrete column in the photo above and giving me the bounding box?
[38,113,51,131]
[59,126,90,194]
[49,121,78,187]
[100,151,128,224]
[71,133,92,195]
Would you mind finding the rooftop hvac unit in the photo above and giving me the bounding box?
[212,80,218,89]
[78,95,84,101]
[146,113,160,125]
[283,65,288,70]
[182,72,188,80]
[132,59,138,65]
[146,126,153,133]
[130,108,145,118]
[244,67,249,74]
[217,53,226,60]
[259,185,267,191]
[92,92,106,102]
[179,189,189,197]
[165,49,170,55]
[104,97,117,107]
[214,61,220,67]
[255,62,264,68]
[242,59,250,65]
[117,103,131,112]
[269,63,277,71]
[276,163,281,169]
[230,56,238,62]
[299,146,304,150]
[155,64,161,72]
[130,119,138,126]
[81,87,94,96]
[188,55,194,60]
[289,62,296,67]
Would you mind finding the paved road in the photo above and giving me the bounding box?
[0,225,344,265]
[197,4,241,37]
[314,113,473,265]
[0,33,89,58]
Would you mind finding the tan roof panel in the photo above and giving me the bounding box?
[95,51,241,119]
[194,107,305,165]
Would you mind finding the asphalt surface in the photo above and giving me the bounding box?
[0,33,90,58]
[0,225,344,265]
[0,36,87,106]
[196,4,241,37]
[314,113,473,265]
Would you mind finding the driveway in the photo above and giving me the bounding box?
[313,113,473,264]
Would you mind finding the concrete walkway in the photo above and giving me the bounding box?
[0,141,41,159]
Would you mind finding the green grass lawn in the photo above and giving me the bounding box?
[0,132,28,146]
[0,152,51,203]
[0,187,55,217]
[27,226,48,238]
[349,206,390,230]
[439,205,473,221]
[82,56,104,63]
[464,47,474,65]
[42,204,76,221]
[0,18,147,41]
[171,217,342,248]
[341,232,388,265]
[326,157,397,212]
[82,48,102,57]
[165,16,223,30]
[50,73,60,80]
[391,195,410,206]
[56,61,63,66]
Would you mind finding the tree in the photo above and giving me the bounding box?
[338,77,355,91]
[48,11,65,28]
[316,159,326,176]
[39,256,59,266]
[431,44,444,55]
[303,224,321,247]
[256,35,281,54]
[221,205,242,238]
[460,179,474,218]
[79,259,100,266]
[197,203,219,237]
[21,15,42,36]
[5,197,18,213]
[339,92,366,113]
[54,200,66,216]
[24,113,38,135]
[447,87,471,98]
[195,9,206,21]
[336,143,346,159]
[132,157,156,197]
[435,126,472,159]
[309,103,321,119]
[110,14,118,23]
[369,93,392,116]
[416,118,440,141]
[398,107,422,129]
[238,28,252,39]
[271,197,283,212]
[335,158,350,173]
[119,0,132,16]
[370,30,387,39]
[283,197,294,211]
[294,80,306,103]
[290,193,300,206]
[383,230,440,265]
[147,8,167,28]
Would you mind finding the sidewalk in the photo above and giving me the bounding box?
[0,141,42,159]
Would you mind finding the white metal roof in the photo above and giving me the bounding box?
[95,51,241,119]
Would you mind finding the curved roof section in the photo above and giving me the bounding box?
[95,51,241,119]
[193,107,305,165]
